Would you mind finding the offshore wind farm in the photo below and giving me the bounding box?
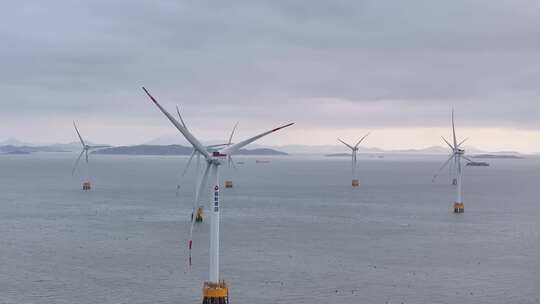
[2,1,540,303]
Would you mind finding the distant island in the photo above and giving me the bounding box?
[472,154,523,159]
[92,145,288,156]
[0,145,69,154]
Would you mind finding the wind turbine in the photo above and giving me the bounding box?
[433,110,472,213]
[143,87,293,304]
[337,133,370,187]
[72,121,109,190]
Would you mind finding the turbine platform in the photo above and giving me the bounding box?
[202,281,229,304]
[453,202,464,213]
[193,207,204,223]
[224,180,233,188]
[452,178,458,185]
[352,179,359,187]
[82,182,91,191]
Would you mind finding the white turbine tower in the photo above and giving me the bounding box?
[337,133,369,187]
[72,121,109,190]
[143,87,293,304]
[433,110,472,213]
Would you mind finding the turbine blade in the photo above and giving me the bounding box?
[206,143,229,149]
[337,138,354,150]
[73,121,85,147]
[432,154,455,182]
[72,150,84,175]
[228,155,238,171]
[457,137,469,148]
[452,109,458,149]
[88,145,110,149]
[177,151,197,196]
[219,122,294,155]
[188,160,209,268]
[228,122,239,145]
[195,162,211,206]
[176,105,188,129]
[355,132,370,148]
[441,136,454,150]
[462,155,474,163]
[142,87,210,159]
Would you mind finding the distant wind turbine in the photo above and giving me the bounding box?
[337,133,370,187]
[433,110,473,213]
[72,121,109,190]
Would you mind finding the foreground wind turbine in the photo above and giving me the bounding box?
[433,110,473,213]
[337,133,370,187]
[72,121,109,190]
[143,87,293,304]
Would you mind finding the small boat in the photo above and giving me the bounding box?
[255,160,270,164]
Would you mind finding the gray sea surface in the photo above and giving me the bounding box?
[1,153,539,304]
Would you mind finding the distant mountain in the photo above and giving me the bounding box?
[92,145,287,156]
[248,144,384,155]
[472,154,523,159]
[0,138,34,146]
[237,148,287,156]
[93,145,192,155]
[390,146,450,154]
[0,145,70,154]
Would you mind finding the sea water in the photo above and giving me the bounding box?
[1,153,539,303]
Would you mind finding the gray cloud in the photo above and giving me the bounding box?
[1,0,540,142]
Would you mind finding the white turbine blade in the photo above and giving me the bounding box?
[176,151,196,196]
[195,162,211,206]
[206,143,229,149]
[182,151,196,178]
[228,155,238,171]
[441,136,454,150]
[188,161,211,267]
[227,122,239,145]
[462,155,474,163]
[432,154,455,182]
[449,154,455,176]
[337,138,354,150]
[457,137,469,148]
[176,105,188,129]
[72,150,84,175]
[73,121,85,147]
[88,145,110,149]
[452,109,458,149]
[142,87,210,159]
[219,122,294,155]
[355,132,370,148]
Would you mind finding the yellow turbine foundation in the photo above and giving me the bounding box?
[352,179,359,187]
[453,202,464,213]
[224,181,233,188]
[82,182,91,191]
[195,207,204,223]
[202,281,229,304]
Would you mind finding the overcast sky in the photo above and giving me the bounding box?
[1,0,540,152]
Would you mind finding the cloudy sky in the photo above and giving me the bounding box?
[1,0,540,152]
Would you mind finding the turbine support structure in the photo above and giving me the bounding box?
[203,162,229,304]
[453,154,464,213]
